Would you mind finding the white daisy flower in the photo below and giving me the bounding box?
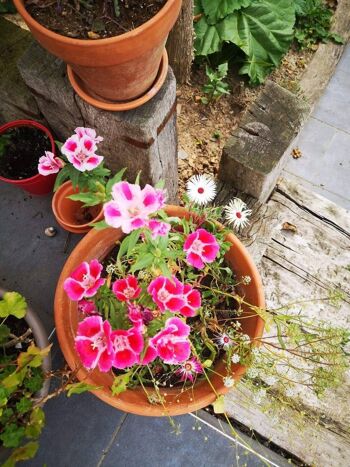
[186,174,217,205]
[265,376,277,386]
[246,367,259,378]
[231,354,240,364]
[224,198,252,230]
[223,376,235,388]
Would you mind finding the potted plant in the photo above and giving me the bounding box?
[39,127,124,234]
[13,0,182,110]
[0,289,51,465]
[0,120,57,195]
[54,173,266,416]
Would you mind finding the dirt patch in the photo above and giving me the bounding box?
[25,0,166,39]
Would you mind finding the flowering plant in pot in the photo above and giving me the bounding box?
[39,127,125,233]
[0,120,57,195]
[13,0,181,110]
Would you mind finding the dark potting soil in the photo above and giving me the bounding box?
[25,0,167,40]
[75,204,102,224]
[0,126,51,180]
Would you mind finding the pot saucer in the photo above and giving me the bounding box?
[67,50,168,112]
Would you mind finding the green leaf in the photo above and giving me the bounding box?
[117,235,130,264]
[113,0,120,17]
[18,344,51,369]
[0,292,27,319]
[222,0,295,84]
[53,165,70,191]
[23,368,44,393]
[66,381,101,397]
[91,220,109,230]
[16,397,33,415]
[127,229,141,258]
[134,171,142,185]
[68,165,81,189]
[0,324,10,343]
[202,0,252,24]
[194,16,222,56]
[111,372,131,396]
[2,441,39,467]
[213,395,225,414]
[24,407,45,439]
[130,253,154,274]
[67,192,102,207]
[0,423,25,448]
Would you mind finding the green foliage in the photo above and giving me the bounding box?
[194,0,295,84]
[202,63,230,103]
[66,381,101,397]
[0,292,27,319]
[294,0,344,48]
[0,133,11,158]
[0,0,16,14]
[112,372,131,396]
[2,442,39,467]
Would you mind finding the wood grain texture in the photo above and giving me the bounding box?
[224,177,350,466]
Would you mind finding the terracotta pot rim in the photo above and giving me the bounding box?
[0,119,55,185]
[52,181,104,232]
[54,206,265,415]
[14,0,177,46]
[66,49,169,111]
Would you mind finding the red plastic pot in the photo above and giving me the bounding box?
[0,120,56,195]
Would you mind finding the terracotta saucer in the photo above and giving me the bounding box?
[67,50,168,112]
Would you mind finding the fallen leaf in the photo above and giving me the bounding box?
[282,222,297,233]
[292,148,302,159]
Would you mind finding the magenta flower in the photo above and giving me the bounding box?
[148,276,185,313]
[175,357,203,382]
[147,219,171,239]
[61,133,103,172]
[111,326,144,369]
[128,303,153,325]
[103,182,166,234]
[38,151,65,176]
[78,299,99,316]
[180,284,201,317]
[184,228,220,269]
[75,316,114,372]
[112,275,141,302]
[74,127,103,144]
[150,317,191,365]
[64,259,105,301]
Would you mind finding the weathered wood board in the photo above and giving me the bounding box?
[224,178,350,466]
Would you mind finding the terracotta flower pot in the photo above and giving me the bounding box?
[13,0,182,107]
[54,206,265,416]
[0,120,56,195]
[52,181,104,234]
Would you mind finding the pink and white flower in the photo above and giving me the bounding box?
[127,303,153,325]
[61,133,103,172]
[215,333,233,349]
[184,228,220,269]
[103,181,166,234]
[111,326,144,369]
[38,151,65,176]
[75,316,114,372]
[112,275,141,302]
[224,198,252,230]
[175,357,203,382]
[150,317,191,365]
[148,276,185,313]
[147,219,171,239]
[64,259,105,301]
[78,299,99,316]
[180,284,201,317]
[74,127,103,144]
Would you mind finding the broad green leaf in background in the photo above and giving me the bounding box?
[194,16,222,56]
[3,441,39,467]
[0,292,27,319]
[202,0,252,24]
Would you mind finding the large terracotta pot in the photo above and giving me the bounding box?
[54,206,265,416]
[0,120,56,195]
[52,181,104,234]
[13,0,182,104]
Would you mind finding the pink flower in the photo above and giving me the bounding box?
[112,275,141,302]
[74,127,103,144]
[78,299,99,316]
[175,357,203,382]
[75,316,114,372]
[147,219,171,239]
[150,317,191,364]
[64,259,105,301]
[184,228,220,269]
[180,284,201,317]
[148,276,185,313]
[103,182,166,234]
[61,133,103,172]
[111,326,144,369]
[38,151,65,176]
[127,303,153,325]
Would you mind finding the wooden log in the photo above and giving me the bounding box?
[17,43,179,202]
[224,177,350,466]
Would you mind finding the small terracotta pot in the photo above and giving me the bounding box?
[0,120,56,195]
[52,181,104,234]
[54,206,265,416]
[13,0,182,106]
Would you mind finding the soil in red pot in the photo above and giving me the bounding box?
[0,126,51,180]
[25,0,166,40]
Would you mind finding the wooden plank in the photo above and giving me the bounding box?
[224,177,350,466]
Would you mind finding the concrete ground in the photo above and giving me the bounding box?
[285,44,350,209]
